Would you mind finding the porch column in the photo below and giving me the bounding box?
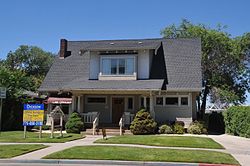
[48,103,52,113]
[77,96,81,113]
[143,96,147,108]
[71,96,76,112]
[149,94,155,119]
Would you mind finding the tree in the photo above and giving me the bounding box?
[0,45,55,130]
[5,45,54,77]
[161,19,250,119]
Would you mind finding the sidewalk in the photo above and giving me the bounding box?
[208,134,250,166]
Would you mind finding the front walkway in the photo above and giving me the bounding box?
[208,134,250,166]
[11,135,101,160]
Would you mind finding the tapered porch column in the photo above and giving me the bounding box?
[143,96,147,108]
[71,96,76,112]
[77,96,81,113]
[149,93,155,119]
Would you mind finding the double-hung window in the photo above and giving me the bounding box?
[102,57,135,75]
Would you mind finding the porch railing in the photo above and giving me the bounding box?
[123,112,134,125]
[81,112,99,123]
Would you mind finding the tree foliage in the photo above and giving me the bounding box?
[161,19,250,117]
[0,45,54,130]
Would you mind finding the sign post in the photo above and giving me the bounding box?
[23,104,44,139]
[0,87,6,136]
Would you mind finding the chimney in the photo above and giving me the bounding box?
[59,39,70,59]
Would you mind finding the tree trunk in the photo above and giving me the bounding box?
[200,85,209,120]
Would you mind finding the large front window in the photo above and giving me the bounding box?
[102,57,135,75]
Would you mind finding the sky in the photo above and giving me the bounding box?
[0,0,249,104]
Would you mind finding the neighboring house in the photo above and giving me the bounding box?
[39,38,202,126]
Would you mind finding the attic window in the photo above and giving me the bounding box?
[99,50,138,55]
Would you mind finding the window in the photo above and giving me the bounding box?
[181,97,188,106]
[127,97,133,109]
[102,57,134,75]
[140,97,144,107]
[165,97,178,106]
[87,97,106,104]
[156,97,163,105]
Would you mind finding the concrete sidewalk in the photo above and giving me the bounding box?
[209,134,250,166]
[12,135,102,160]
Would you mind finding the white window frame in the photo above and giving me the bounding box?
[179,95,190,107]
[155,96,164,106]
[100,55,136,76]
[86,96,107,105]
[165,95,179,106]
[154,95,190,107]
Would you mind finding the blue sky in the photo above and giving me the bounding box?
[0,0,249,104]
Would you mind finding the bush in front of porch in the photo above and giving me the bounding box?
[130,109,157,135]
[65,112,84,134]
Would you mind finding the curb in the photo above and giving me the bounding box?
[0,159,198,165]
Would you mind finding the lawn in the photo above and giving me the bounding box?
[0,131,83,143]
[0,144,47,158]
[44,145,238,165]
[95,135,224,149]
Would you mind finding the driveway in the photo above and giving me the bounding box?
[209,134,250,166]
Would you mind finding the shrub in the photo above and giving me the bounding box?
[187,124,202,134]
[224,106,250,138]
[175,121,185,127]
[159,124,173,134]
[173,124,184,134]
[188,121,208,134]
[130,109,157,135]
[65,112,84,134]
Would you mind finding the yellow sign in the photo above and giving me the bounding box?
[23,104,44,126]
[23,110,44,122]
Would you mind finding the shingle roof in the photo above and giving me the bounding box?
[162,38,202,90]
[67,38,161,51]
[39,38,202,92]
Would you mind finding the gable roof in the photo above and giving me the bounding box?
[39,38,202,92]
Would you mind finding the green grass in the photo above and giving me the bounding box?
[95,135,224,149]
[0,144,47,158]
[0,131,84,143]
[44,146,239,165]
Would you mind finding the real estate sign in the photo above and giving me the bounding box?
[23,104,44,126]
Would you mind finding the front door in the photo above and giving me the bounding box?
[112,97,125,124]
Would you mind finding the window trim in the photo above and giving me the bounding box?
[86,96,107,104]
[155,96,164,106]
[100,55,136,76]
[165,96,179,106]
[154,95,190,107]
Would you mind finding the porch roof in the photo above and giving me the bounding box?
[61,79,164,91]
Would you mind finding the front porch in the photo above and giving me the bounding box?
[70,91,155,127]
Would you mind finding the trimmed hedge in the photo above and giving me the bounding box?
[159,125,173,134]
[223,106,250,138]
[130,109,157,135]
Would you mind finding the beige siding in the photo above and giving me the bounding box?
[154,106,192,122]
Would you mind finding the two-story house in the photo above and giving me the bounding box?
[39,38,202,127]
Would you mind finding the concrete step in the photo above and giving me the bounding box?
[84,128,132,135]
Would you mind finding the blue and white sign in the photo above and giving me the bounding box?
[23,104,44,126]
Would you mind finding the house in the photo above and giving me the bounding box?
[39,38,202,127]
